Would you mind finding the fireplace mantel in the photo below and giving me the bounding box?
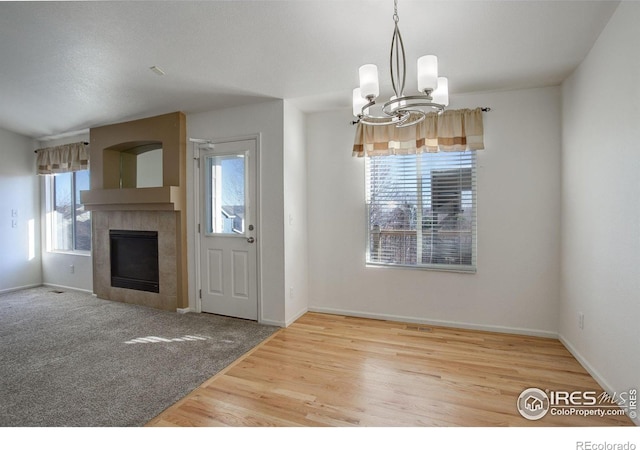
[82,186,183,211]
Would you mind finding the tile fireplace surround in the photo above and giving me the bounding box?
[81,112,188,311]
[93,210,178,310]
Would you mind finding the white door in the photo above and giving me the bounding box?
[198,139,257,320]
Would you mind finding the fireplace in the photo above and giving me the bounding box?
[82,112,187,310]
[110,230,159,293]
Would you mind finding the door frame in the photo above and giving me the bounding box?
[192,134,262,321]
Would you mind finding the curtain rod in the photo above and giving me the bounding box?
[34,141,89,153]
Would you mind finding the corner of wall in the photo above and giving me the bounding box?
[283,101,309,326]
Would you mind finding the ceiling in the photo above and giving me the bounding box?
[0,0,619,139]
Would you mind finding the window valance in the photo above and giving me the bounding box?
[352,107,485,157]
[35,142,89,175]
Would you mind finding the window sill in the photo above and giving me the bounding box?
[46,250,91,257]
[365,262,476,274]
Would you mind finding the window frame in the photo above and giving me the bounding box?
[364,151,477,273]
[45,170,92,255]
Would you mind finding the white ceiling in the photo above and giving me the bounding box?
[0,0,619,139]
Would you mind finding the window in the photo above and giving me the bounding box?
[204,153,246,235]
[366,151,476,272]
[47,170,91,252]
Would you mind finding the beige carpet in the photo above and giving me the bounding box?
[0,286,277,426]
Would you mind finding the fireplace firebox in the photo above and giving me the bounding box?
[109,230,159,293]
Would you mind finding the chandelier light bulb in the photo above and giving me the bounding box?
[432,77,449,106]
[417,55,438,93]
[353,88,368,117]
[359,64,380,99]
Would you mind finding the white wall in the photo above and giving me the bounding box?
[136,148,163,188]
[283,101,309,325]
[39,133,93,293]
[186,100,286,325]
[306,86,562,336]
[0,127,41,292]
[560,0,640,418]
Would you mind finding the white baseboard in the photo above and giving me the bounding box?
[0,283,42,295]
[308,305,558,339]
[260,317,286,327]
[176,307,191,314]
[285,306,308,327]
[559,333,640,426]
[261,307,308,328]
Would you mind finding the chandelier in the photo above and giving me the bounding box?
[352,0,449,127]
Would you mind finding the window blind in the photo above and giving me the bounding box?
[365,151,477,271]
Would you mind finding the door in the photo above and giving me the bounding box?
[198,139,257,320]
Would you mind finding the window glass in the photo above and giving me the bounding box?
[50,170,91,253]
[205,154,246,235]
[74,170,91,251]
[53,172,73,251]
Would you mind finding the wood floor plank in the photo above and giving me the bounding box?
[147,312,634,427]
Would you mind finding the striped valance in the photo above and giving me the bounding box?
[353,107,485,157]
[35,142,89,175]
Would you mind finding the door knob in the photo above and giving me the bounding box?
[247,237,255,243]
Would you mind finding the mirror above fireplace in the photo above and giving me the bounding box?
[117,142,163,189]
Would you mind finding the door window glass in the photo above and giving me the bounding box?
[205,154,246,235]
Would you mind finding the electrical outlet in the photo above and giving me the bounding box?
[578,312,584,330]
[289,287,294,299]
[69,265,75,274]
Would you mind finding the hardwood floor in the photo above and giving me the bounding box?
[146,312,634,427]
